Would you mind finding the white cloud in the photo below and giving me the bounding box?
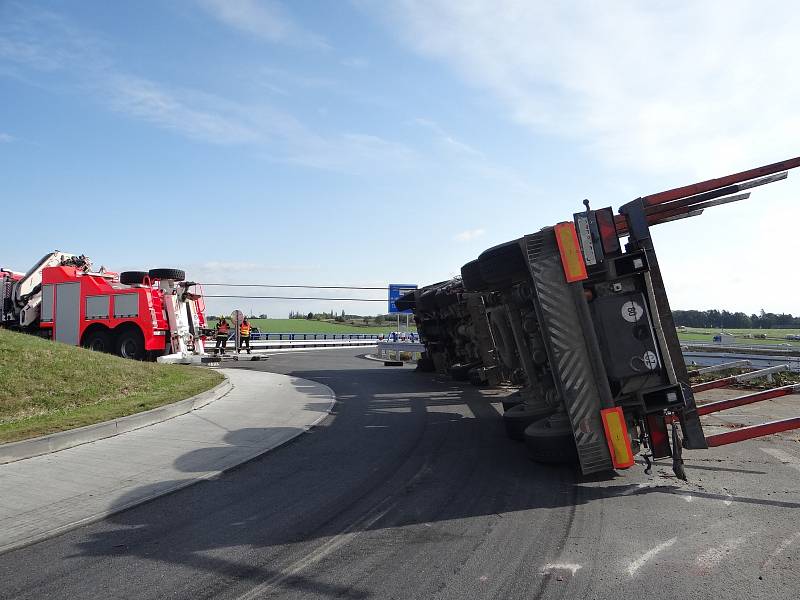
[453,228,485,242]
[0,5,414,174]
[413,117,482,156]
[197,0,328,48]
[375,1,800,178]
[0,132,14,143]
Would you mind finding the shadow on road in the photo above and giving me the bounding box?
[68,360,800,597]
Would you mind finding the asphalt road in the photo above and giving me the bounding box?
[2,349,799,599]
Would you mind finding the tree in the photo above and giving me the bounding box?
[363,316,371,325]
[307,312,314,320]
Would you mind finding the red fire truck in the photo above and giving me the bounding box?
[1,252,208,361]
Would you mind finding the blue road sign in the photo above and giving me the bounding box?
[388,283,417,314]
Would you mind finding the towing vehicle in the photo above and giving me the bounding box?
[1,252,208,362]
[412,156,800,477]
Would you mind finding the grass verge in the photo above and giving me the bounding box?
[0,329,223,444]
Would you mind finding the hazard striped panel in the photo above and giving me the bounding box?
[525,229,614,474]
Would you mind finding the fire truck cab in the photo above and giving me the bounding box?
[1,251,207,361]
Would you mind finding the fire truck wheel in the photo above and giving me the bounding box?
[460,259,489,292]
[523,415,579,464]
[503,402,555,441]
[120,271,148,285]
[477,239,528,287]
[416,357,435,372]
[82,328,113,353]
[116,328,146,360]
[148,268,186,281]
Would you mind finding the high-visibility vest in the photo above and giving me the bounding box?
[240,323,251,336]
[217,322,229,335]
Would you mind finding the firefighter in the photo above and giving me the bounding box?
[215,317,230,355]
[238,317,251,354]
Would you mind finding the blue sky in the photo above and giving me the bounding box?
[2,1,798,317]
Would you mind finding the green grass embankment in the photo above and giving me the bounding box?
[0,329,223,444]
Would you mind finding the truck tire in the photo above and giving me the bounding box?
[477,240,529,287]
[116,327,146,360]
[503,402,555,441]
[148,268,185,281]
[460,259,488,292]
[468,368,486,386]
[120,271,148,285]
[82,328,113,353]
[416,289,438,312]
[523,415,579,464]
[501,391,523,412]
[434,289,459,309]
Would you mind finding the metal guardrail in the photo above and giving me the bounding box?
[683,351,800,373]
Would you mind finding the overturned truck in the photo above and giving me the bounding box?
[405,156,800,477]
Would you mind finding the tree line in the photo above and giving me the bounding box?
[673,309,800,329]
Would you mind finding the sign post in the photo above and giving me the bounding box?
[388,284,416,341]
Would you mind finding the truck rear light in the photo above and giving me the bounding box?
[554,222,588,283]
[645,414,672,459]
[595,207,621,255]
[600,407,635,468]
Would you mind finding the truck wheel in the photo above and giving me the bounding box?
[460,259,489,292]
[503,402,554,441]
[501,391,523,411]
[468,368,486,386]
[524,415,578,464]
[416,289,439,312]
[120,271,148,285]
[477,240,529,287]
[434,289,459,309]
[117,328,146,360]
[148,268,185,281]
[82,329,113,353]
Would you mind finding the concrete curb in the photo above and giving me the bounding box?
[0,377,232,465]
[0,374,336,556]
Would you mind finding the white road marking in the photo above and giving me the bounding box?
[682,495,694,502]
[760,448,800,472]
[626,538,677,577]
[695,537,746,572]
[235,502,394,599]
[541,563,582,576]
[619,482,655,496]
[761,532,800,569]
